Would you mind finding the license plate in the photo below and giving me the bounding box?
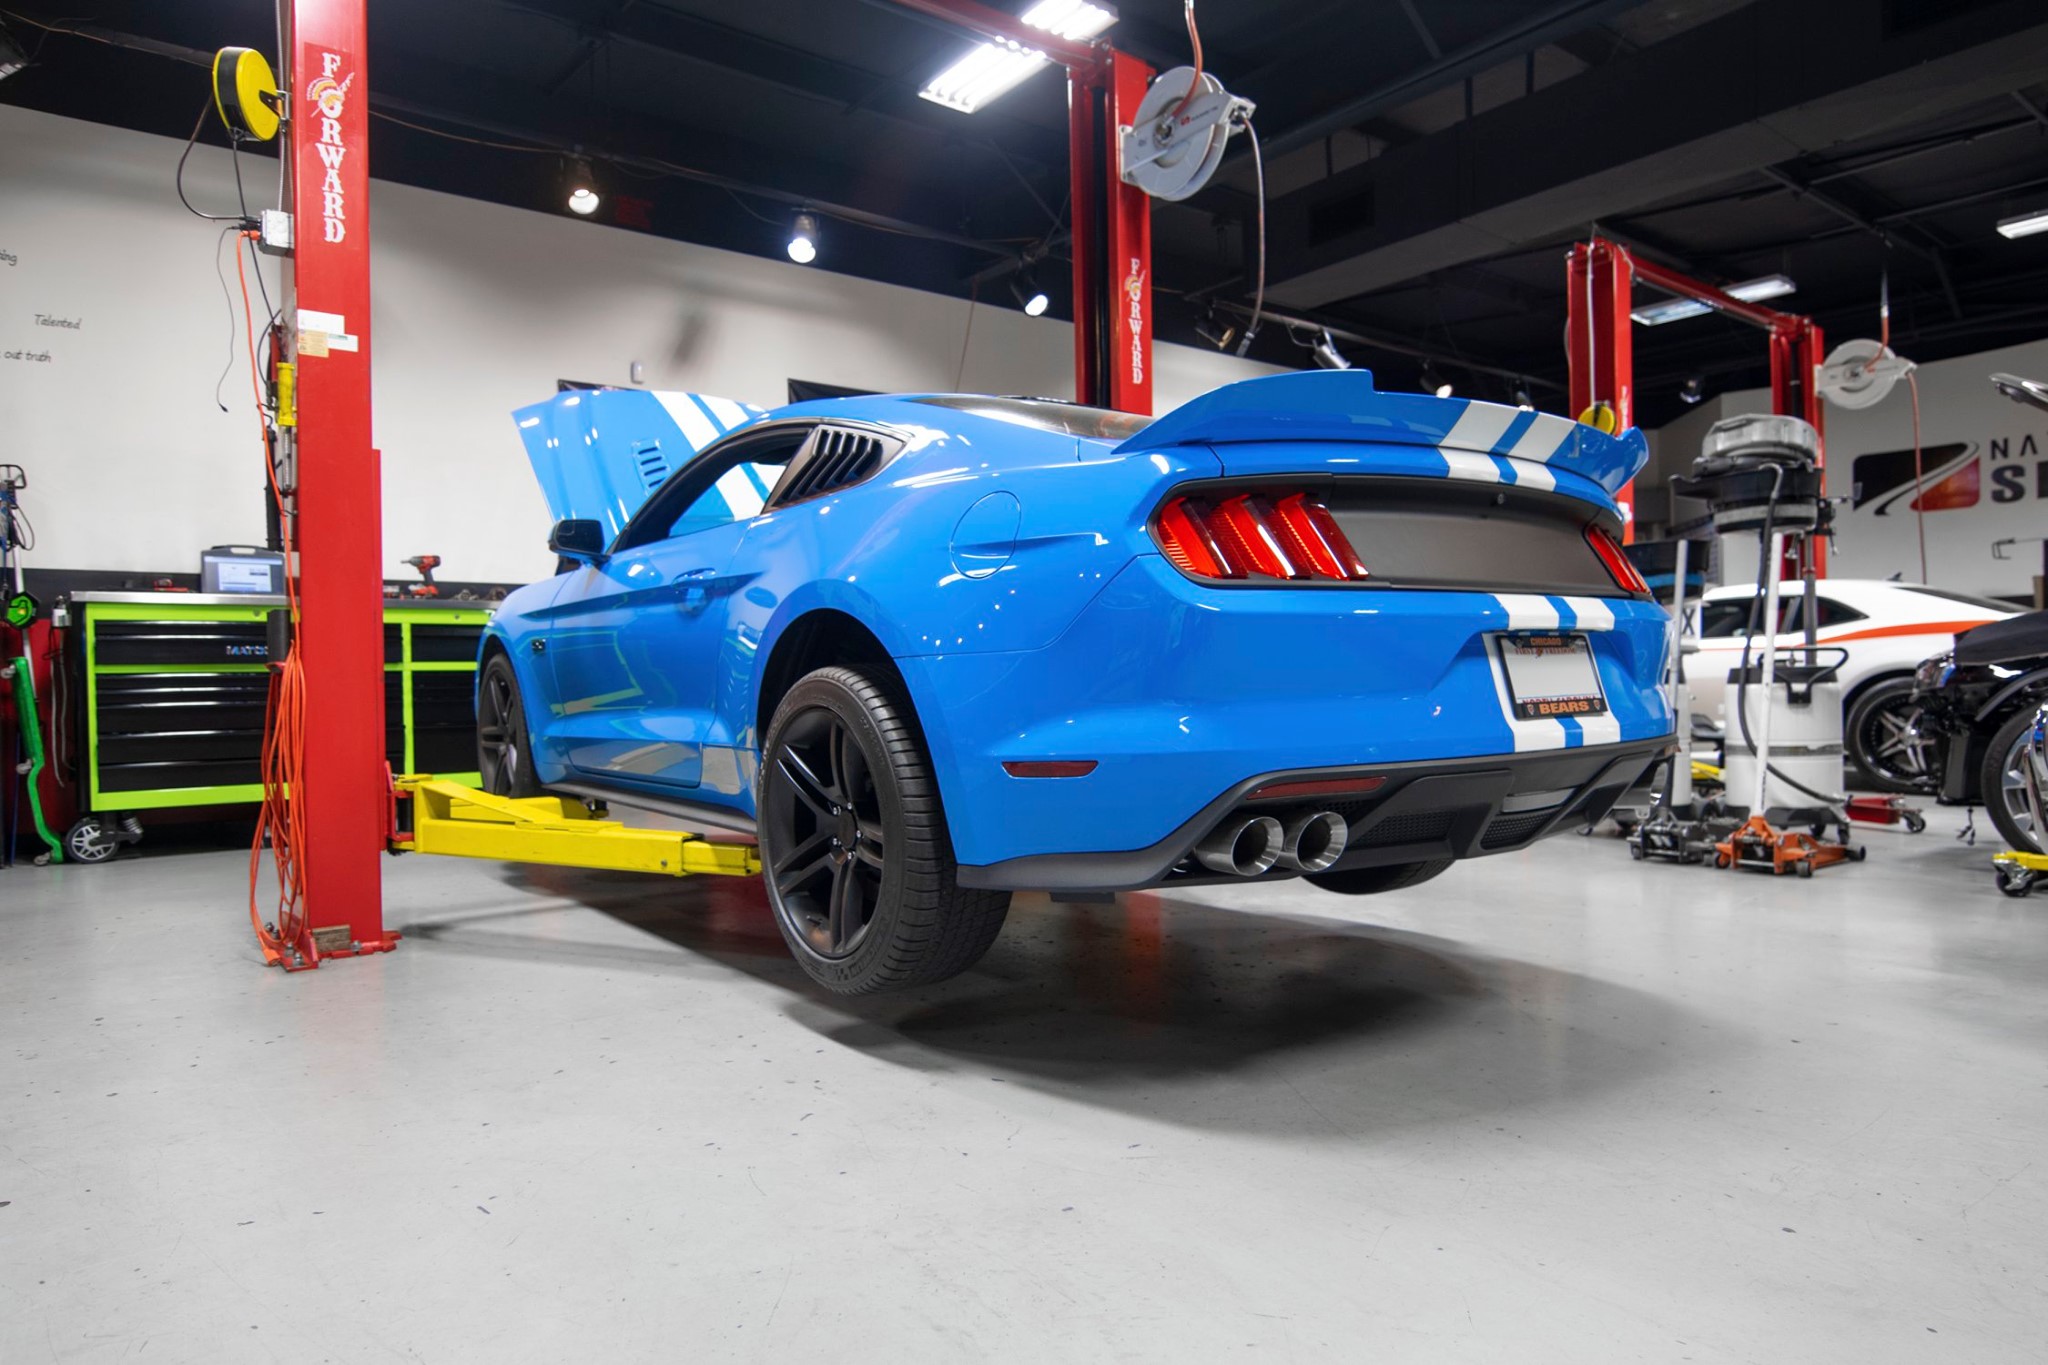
[1498,633,1608,720]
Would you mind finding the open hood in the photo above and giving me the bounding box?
[513,388,765,542]
[1114,370,1647,497]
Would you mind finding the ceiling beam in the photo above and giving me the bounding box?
[1260,0,2048,308]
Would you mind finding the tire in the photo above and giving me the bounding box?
[476,652,543,797]
[1844,677,1937,793]
[64,818,121,864]
[757,666,1010,994]
[1305,859,1452,896]
[1980,708,2045,855]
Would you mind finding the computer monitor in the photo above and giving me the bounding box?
[200,546,286,595]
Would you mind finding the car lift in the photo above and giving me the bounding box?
[1567,238,1923,872]
[388,777,759,880]
[253,0,1154,967]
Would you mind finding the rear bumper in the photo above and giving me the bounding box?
[956,736,1669,891]
[899,555,1675,872]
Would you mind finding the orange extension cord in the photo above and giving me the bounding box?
[235,230,315,968]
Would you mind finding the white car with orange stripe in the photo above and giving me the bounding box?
[1688,579,2015,790]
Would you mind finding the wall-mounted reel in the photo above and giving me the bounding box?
[1119,66,1255,202]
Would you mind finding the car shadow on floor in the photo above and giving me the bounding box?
[398,863,1708,1137]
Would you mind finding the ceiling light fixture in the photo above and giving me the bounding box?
[1309,329,1351,370]
[1010,265,1050,316]
[1511,380,1533,408]
[1679,374,1705,405]
[1,23,30,82]
[919,1,1117,114]
[787,211,819,265]
[1996,207,2048,240]
[1630,274,1796,326]
[1194,306,1238,352]
[1419,363,1452,398]
[564,157,600,216]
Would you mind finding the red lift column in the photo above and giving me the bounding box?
[1565,240,1636,539]
[284,0,392,956]
[1068,49,1155,415]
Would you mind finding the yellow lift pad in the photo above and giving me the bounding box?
[393,776,760,878]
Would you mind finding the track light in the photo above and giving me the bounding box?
[1680,374,1705,405]
[1010,267,1049,317]
[1194,306,1238,352]
[564,158,600,216]
[1310,329,1350,370]
[1419,363,1452,398]
[787,211,819,264]
[1511,380,1533,408]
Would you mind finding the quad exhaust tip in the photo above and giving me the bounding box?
[1195,815,1285,877]
[1194,810,1351,877]
[1278,810,1348,873]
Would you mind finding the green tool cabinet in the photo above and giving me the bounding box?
[73,593,491,815]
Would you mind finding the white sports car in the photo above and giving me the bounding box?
[1687,578,2015,791]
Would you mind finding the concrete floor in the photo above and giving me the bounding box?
[3,807,2045,1363]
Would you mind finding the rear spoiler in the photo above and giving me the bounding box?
[1114,370,1646,496]
[513,388,764,543]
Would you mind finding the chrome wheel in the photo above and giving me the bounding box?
[762,707,886,960]
[1996,730,2040,850]
[1845,679,1936,793]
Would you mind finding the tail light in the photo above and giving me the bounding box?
[1585,524,1650,595]
[1152,490,1369,582]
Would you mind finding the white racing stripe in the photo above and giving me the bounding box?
[1484,634,1568,752]
[653,392,722,451]
[1506,412,1578,464]
[1504,458,1556,491]
[700,395,756,430]
[1492,593,1561,630]
[1439,401,1522,454]
[1560,596,1616,631]
[1441,450,1502,483]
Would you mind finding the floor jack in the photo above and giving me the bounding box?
[1990,704,2047,898]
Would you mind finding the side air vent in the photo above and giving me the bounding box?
[632,442,671,493]
[773,428,891,506]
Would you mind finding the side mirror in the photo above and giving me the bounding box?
[549,518,607,563]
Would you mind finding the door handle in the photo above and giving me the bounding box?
[672,568,717,615]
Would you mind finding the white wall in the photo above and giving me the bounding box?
[0,104,1280,585]
[1642,336,2048,598]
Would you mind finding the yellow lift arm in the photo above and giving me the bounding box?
[391,776,760,879]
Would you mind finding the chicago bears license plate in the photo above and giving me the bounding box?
[1498,633,1608,720]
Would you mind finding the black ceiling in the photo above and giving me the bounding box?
[5,0,2048,424]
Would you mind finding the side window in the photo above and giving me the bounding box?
[1699,597,1795,638]
[614,426,809,552]
[1803,596,1867,631]
[666,459,786,540]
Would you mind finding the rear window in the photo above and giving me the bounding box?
[1899,585,2019,614]
[912,395,1153,442]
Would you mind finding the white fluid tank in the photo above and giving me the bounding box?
[1721,666,1844,811]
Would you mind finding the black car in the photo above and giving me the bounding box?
[1911,609,2048,852]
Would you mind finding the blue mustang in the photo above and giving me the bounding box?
[484,371,1674,993]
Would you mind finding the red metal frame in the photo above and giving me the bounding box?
[283,0,395,959]
[1567,238,1827,575]
[889,0,1153,413]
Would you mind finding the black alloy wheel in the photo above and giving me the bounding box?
[1844,678,1937,793]
[762,704,887,960]
[757,666,1009,994]
[477,653,541,797]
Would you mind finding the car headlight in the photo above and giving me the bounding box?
[1915,650,1954,690]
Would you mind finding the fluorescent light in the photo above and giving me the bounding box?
[1020,0,1118,41]
[1631,273,1796,325]
[1997,208,2048,239]
[919,2,1116,114]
